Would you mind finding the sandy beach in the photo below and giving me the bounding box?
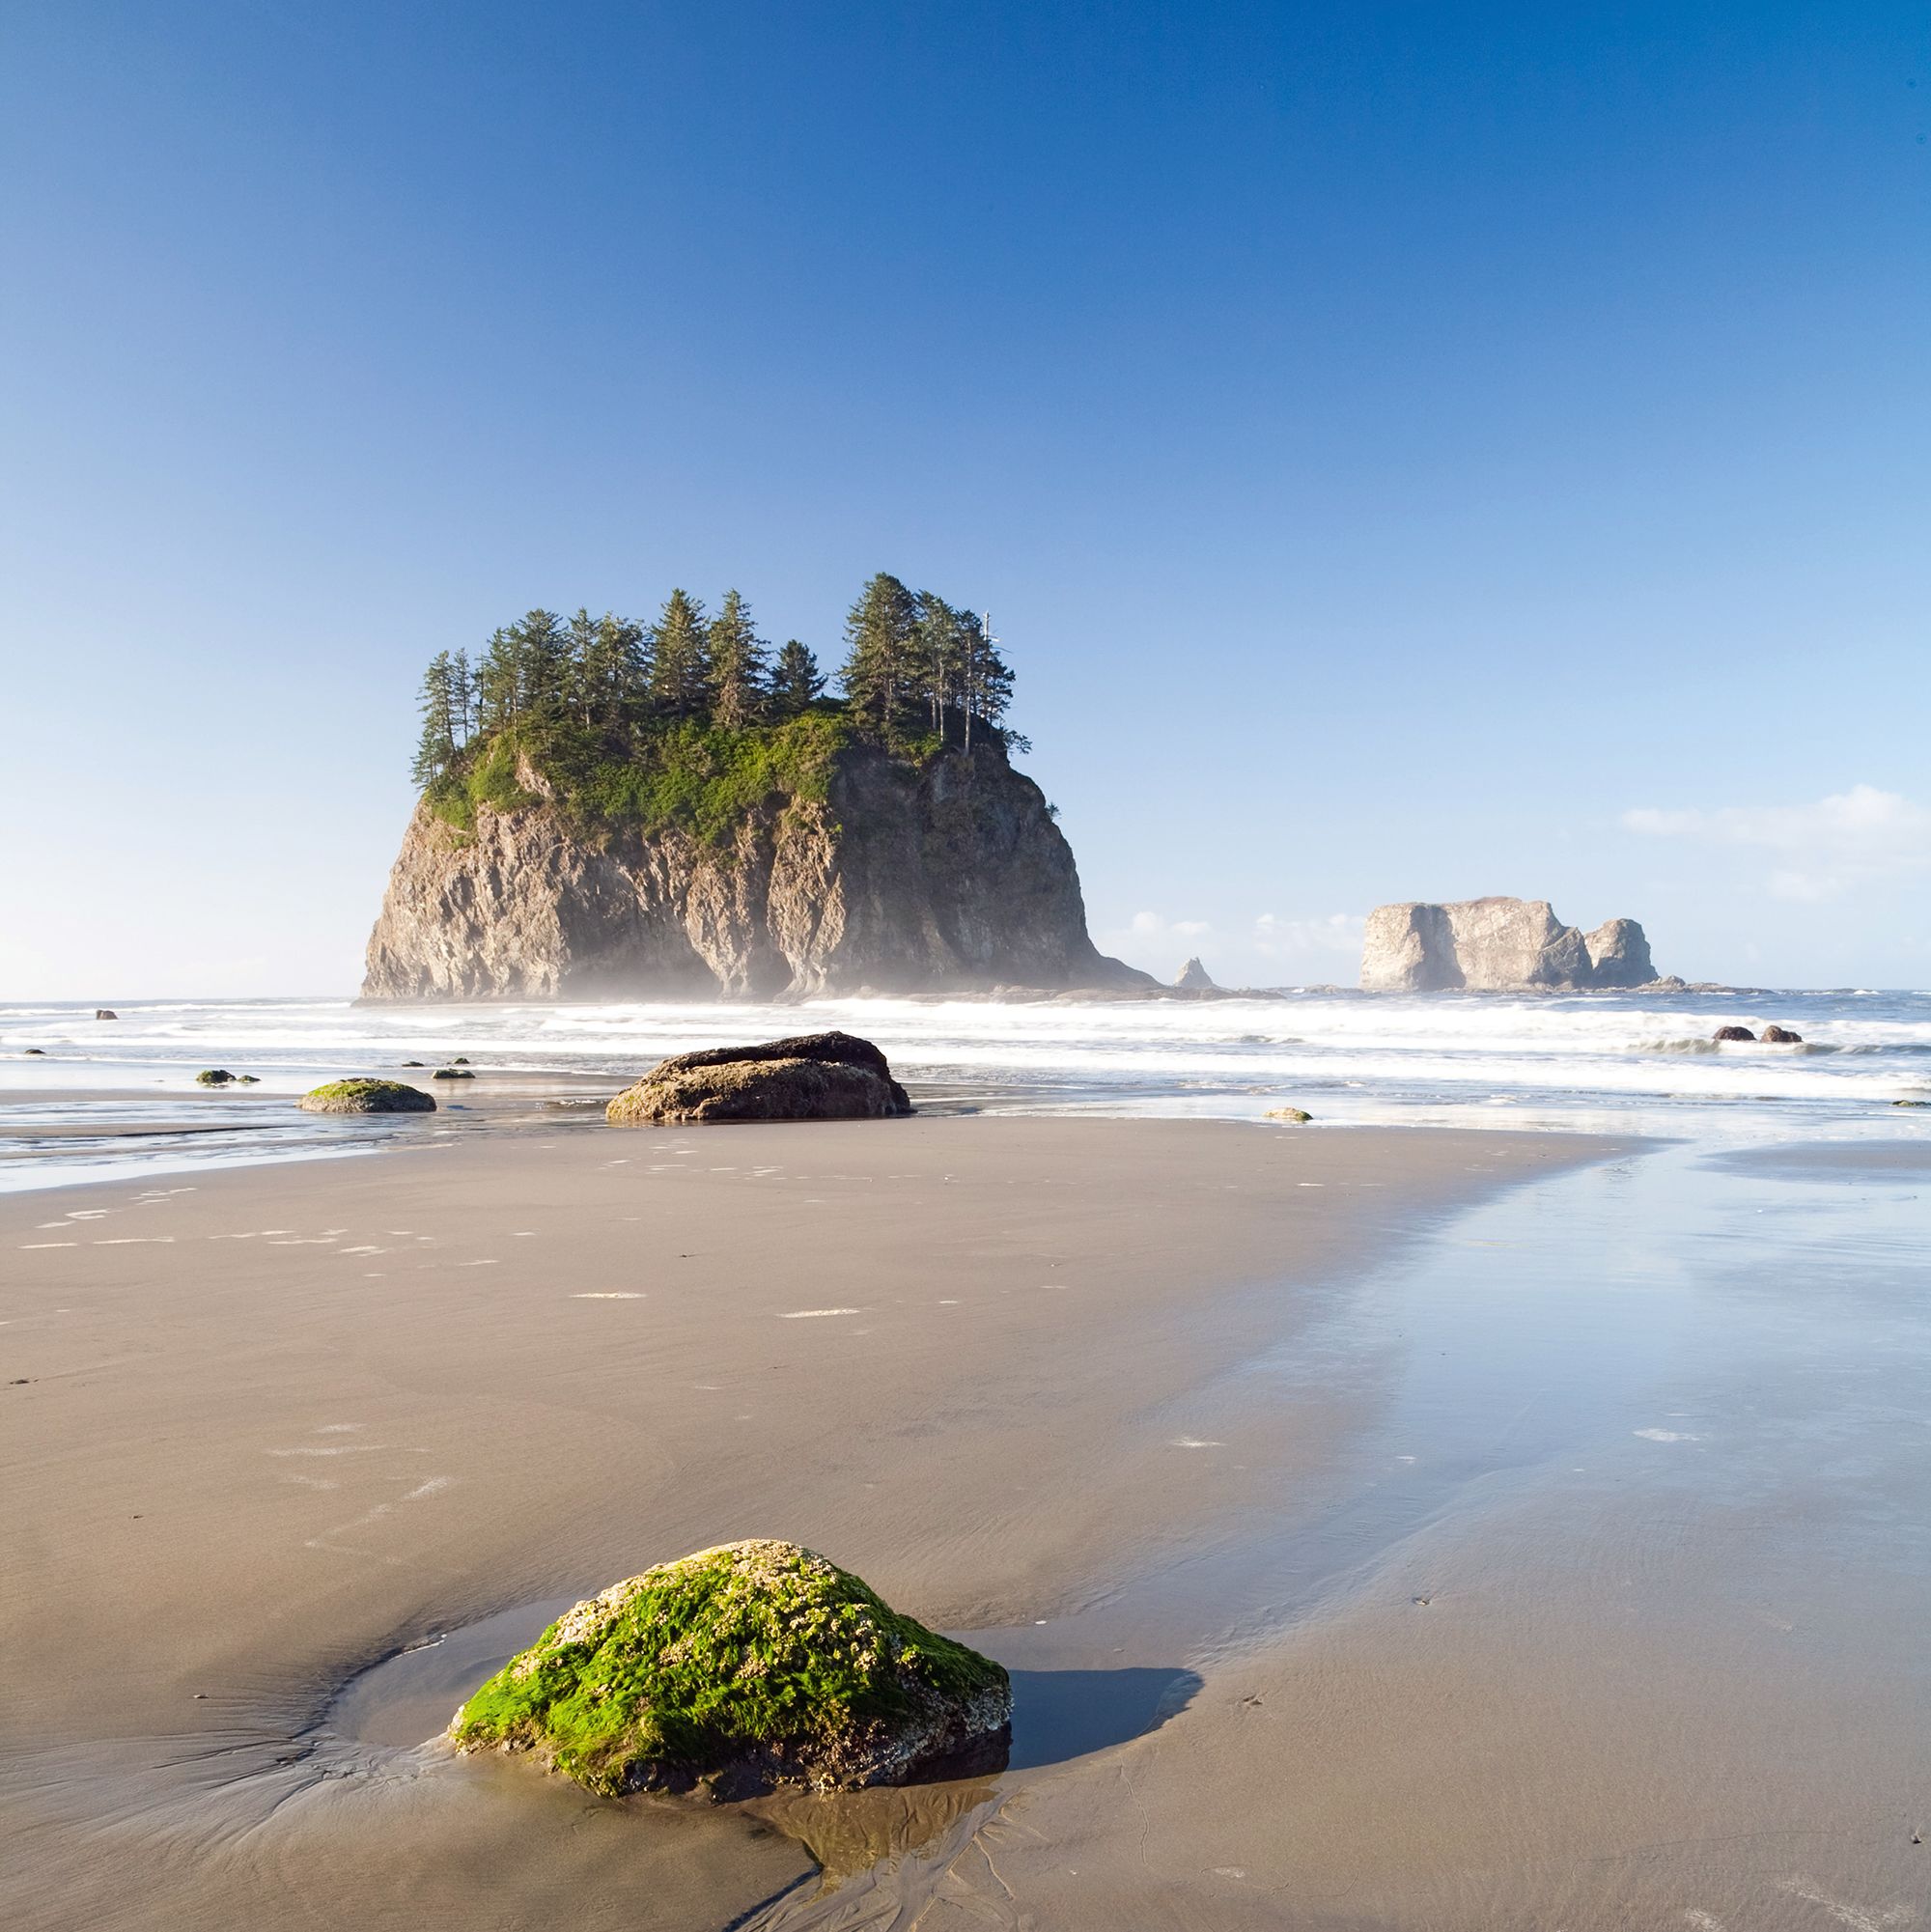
[4,1115,1928,1929]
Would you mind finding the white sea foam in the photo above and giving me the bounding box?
[4,989,1929,1186]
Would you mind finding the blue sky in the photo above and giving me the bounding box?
[3,1,1926,995]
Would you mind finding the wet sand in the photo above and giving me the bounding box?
[3,1117,1927,1928]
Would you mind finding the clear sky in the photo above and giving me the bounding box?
[3,2,1926,996]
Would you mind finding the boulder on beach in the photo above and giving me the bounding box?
[1265,1106,1313,1123]
[1761,1024,1804,1044]
[195,1069,235,1085]
[432,1067,475,1080]
[297,1078,436,1114]
[449,1539,1011,1799]
[607,1030,912,1126]
[1174,957,1217,991]
[1713,1025,1756,1043]
[95,1009,118,1021]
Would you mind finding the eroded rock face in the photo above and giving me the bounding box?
[607,1030,911,1125]
[1359,899,1660,993]
[362,741,1150,1001]
[449,1540,1012,1798]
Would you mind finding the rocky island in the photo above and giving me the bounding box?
[362,575,1149,1001]
[1360,897,1658,993]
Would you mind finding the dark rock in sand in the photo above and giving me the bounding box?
[1760,1024,1804,1044]
[298,1078,436,1114]
[449,1540,1010,1798]
[607,1031,912,1126]
[432,1067,474,1080]
[195,1069,236,1085]
[1713,1025,1756,1043]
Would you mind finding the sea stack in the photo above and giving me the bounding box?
[1173,957,1217,990]
[362,737,1149,1001]
[1359,898,1657,993]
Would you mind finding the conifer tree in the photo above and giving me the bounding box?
[707,589,770,729]
[510,609,571,724]
[583,612,651,729]
[770,640,825,717]
[649,589,712,717]
[411,651,462,786]
[839,572,919,747]
[475,625,524,734]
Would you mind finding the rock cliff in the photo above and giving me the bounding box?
[362,739,1149,1001]
[1359,898,1657,993]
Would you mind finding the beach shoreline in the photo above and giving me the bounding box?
[5,1114,1928,1930]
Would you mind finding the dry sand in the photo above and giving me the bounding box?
[2,1116,1925,1929]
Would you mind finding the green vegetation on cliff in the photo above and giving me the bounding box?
[411,572,1022,844]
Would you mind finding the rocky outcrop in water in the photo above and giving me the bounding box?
[607,1030,912,1125]
[1359,898,1659,993]
[362,740,1149,1002]
[1173,957,1217,990]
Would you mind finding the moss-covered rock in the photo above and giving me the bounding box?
[195,1069,235,1085]
[1265,1106,1313,1124]
[297,1078,436,1115]
[607,1031,912,1126]
[450,1540,1010,1798]
[432,1066,475,1080]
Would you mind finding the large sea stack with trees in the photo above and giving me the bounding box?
[361,573,1150,1000]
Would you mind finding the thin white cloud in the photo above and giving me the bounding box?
[1109,910,1213,944]
[1623,784,1931,901]
[1252,911,1366,960]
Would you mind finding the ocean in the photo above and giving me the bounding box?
[4,987,1928,1192]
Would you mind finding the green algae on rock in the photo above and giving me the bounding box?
[449,1540,1010,1798]
[1264,1106,1313,1124]
[297,1078,436,1114]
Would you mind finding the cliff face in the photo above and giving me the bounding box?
[1359,898,1657,993]
[361,740,1149,1001]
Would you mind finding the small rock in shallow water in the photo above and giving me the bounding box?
[1265,1106,1313,1124]
[95,1009,118,1021]
[298,1079,436,1115]
[607,1032,911,1126]
[195,1069,235,1085]
[449,1539,1009,1797]
[1760,1024,1803,1044]
[1712,1025,1755,1043]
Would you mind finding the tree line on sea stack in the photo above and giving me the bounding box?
[411,571,1020,787]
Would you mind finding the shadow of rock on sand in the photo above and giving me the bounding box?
[1006,1665,1201,1770]
[723,1666,1202,1930]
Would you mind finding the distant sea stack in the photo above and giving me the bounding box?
[362,574,1152,1002]
[1359,898,1657,993]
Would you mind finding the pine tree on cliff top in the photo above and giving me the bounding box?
[839,572,920,747]
[707,589,770,729]
[770,639,825,717]
[575,609,651,730]
[411,650,463,785]
[649,590,712,717]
